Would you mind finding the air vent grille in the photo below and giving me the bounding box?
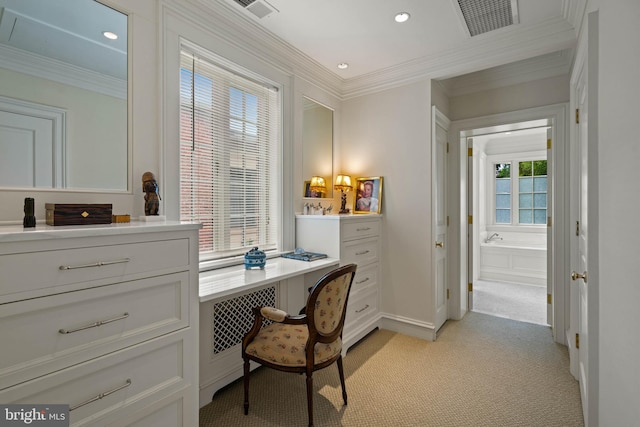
[457,0,517,36]
[233,0,256,7]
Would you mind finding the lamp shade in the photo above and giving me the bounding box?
[309,176,326,192]
[334,174,352,191]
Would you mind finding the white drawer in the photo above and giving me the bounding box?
[342,219,380,241]
[345,289,378,328]
[351,262,378,295]
[0,238,190,297]
[0,333,190,427]
[0,272,189,389]
[342,237,379,266]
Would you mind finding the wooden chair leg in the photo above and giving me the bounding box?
[306,372,314,427]
[337,356,348,405]
[243,357,250,415]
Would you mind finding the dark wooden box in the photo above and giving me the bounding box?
[45,204,113,226]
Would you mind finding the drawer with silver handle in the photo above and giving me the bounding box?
[342,237,379,266]
[350,262,378,295]
[0,272,189,389]
[342,219,380,241]
[0,238,189,299]
[345,289,379,328]
[0,332,190,427]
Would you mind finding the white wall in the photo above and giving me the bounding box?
[342,80,435,331]
[449,74,570,121]
[593,1,640,425]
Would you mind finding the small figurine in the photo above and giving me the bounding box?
[23,197,36,228]
[142,171,161,216]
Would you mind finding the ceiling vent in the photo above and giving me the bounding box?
[455,0,519,37]
[231,0,277,19]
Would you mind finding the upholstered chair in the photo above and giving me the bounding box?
[242,263,357,427]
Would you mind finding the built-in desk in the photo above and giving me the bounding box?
[198,256,339,407]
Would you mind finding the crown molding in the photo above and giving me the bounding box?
[341,16,577,99]
[165,1,578,101]
[0,44,126,99]
[174,0,343,99]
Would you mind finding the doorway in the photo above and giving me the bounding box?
[448,103,570,345]
[469,124,549,326]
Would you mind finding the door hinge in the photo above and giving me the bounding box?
[547,293,552,304]
[447,289,450,300]
[468,282,473,292]
[576,333,580,349]
[576,221,580,236]
[447,215,450,227]
[547,216,552,227]
[468,215,473,225]
[446,142,449,153]
[547,138,552,150]
[576,108,580,124]
[468,147,473,157]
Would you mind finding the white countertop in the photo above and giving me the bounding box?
[0,221,202,243]
[199,256,339,302]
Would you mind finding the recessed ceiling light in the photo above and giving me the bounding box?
[337,63,349,70]
[103,31,118,40]
[395,12,410,23]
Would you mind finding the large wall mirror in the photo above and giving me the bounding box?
[0,0,129,191]
[302,97,333,198]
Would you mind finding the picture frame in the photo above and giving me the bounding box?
[303,180,324,198]
[354,176,383,214]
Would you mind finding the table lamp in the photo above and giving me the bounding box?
[309,176,326,196]
[334,174,353,214]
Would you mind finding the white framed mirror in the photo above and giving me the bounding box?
[0,0,129,191]
[302,96,333,199]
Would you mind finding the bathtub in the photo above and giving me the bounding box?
[479,233,547,286]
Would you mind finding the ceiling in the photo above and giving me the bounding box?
[0,0,127,80]
[217,0,582,92]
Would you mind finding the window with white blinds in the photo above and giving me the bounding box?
[179,48,281,260]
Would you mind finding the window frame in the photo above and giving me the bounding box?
[487,151,547,229]
[179,44,284,268]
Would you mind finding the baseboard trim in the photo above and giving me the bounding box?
[380,313,436,341]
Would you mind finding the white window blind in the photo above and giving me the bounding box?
[179,48,281,260]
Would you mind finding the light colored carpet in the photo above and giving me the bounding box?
[199,312,583,426]
[473,279,548,325]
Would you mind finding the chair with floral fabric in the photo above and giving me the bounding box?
[242,263,357,427]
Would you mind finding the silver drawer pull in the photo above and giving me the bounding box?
[356,277,370,284]
[69,379,132,411]
[355,250,370,256]
[59,258,131,270]
[59,312,129,334]
[355,304,370,313]
[356,227,371,231]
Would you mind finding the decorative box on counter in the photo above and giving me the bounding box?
[45,203,112,226]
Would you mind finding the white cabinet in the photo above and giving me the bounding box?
[296,215,382,353]
[0,222,200,426]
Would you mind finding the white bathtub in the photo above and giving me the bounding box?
[479,233,547,286]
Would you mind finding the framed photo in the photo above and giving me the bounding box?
[303,181,324,198]
[354,176,383,214]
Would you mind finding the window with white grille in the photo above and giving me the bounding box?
[179,45,282,261]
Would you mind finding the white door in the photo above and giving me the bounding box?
[0,110,55,187]
[466,137,474,311]
[546,127,553,325]
[432,107,449,331]
[571,54,590,425]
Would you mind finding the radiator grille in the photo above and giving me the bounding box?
[212,286,276,354]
